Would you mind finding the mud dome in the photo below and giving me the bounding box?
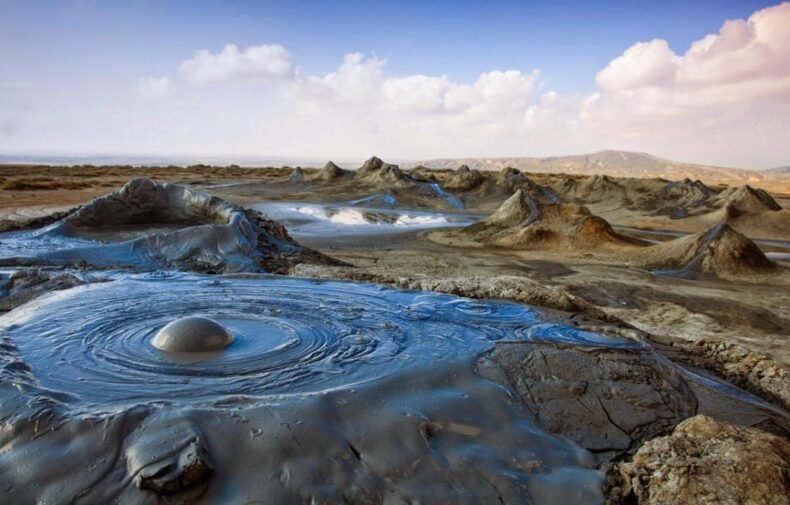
[0,274,649,504]
[151,316,235,352]
[0,179,336,273]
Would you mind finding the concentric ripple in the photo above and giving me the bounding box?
[1,274,640,407]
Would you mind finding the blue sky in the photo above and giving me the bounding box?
[1,0,788,167]
[2,0,772,90]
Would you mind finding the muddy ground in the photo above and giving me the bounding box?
[1,165,788,505]
[0,165,790,390]
[1,164,787,374]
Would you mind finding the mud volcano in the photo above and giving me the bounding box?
[0,178,338,273]
[0,273,656,504]
[152,316,235,352]
[434,188,644,251]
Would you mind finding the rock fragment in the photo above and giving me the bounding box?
[618,415,790,505]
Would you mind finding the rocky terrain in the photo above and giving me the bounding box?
[614,415,790,505]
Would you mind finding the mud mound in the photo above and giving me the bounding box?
[569,215,633,246]
[356,156,414,187]
[356,155,387,176]
[710,185,790,240]
[502,203,637,249]
[409,165,442,182]
[719,184,782,217]
[443,165,485,191]
[481,188,541,227]
[309,161,353,182]
[287,166,305,183]
[474,171,558,203]
[62,177,237,229]
[545,175,719,217]
[453,189,640,251]
[522,176,560,203]
[642,178,718,218]
[636,223,775,276]
[660,178,714,204]
[617,415,790,505]
[554,174,629,205]
[0,178,339,273]
[495,166,528,188]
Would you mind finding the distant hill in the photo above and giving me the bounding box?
[413,151,790,192]
[765,166,790,174]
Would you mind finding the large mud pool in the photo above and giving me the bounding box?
[4,273,638,408]
[0,273,642,504]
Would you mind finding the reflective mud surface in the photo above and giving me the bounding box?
[0,223,99,257]
[3,273,639,408]
[0,223,203,262]
[0,179,341,274]
[251,201,481,237]
[0,274,628,504]
[0,221,255,271]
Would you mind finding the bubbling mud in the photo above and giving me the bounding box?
[2,273,641,409]
[151,316,235,352]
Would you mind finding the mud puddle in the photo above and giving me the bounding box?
[251,201,481,238]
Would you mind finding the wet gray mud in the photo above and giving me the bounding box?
[250,201,481,239]
[1,179,787,504]
[1,278,787,505]
[0,274,639,504]
[0,179,337,273]
[3,273,636,408]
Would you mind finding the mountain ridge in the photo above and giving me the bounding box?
[412,150,790,192]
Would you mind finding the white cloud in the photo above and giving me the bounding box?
[179,43,293,84]
[297,53,538,121]
[595,2,790,103]
[472,70,537,110]
[595,39,677,91]
[301,52,385,104]
[135,76,176,99]
[381,74,454,113]
[9,3,790,167]
[578,2,790,166]
[277,60,544,155]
